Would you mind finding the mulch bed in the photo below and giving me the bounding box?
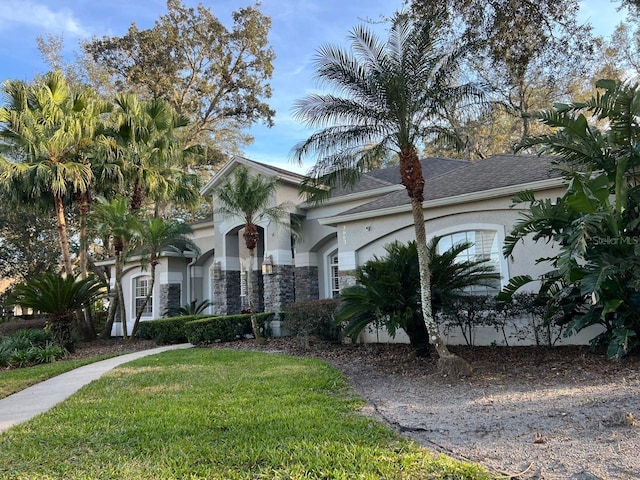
[70,336,640,386]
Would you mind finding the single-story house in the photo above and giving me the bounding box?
[107,154,602,345]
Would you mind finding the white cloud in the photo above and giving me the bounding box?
[0,1,89,37]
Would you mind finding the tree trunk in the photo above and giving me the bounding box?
[400,146,471,376]
[410,198,471,376]
[54,194,74,276]
[115,252,128,338]
[404,312,430,357]
[130,263,155,341]
[246,247,265,344]
[102,291,118,338]
[78,193,96,339]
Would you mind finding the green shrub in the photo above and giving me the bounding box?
[0,329,68,368]
[283,299,342,345]
[185,313,274,345]
[136,315,206,345]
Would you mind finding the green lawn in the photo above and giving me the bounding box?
[0,355,115,399]
[0,349,493,479]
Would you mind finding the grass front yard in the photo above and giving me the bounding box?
[0,348,491,479]
[0,356,115,399]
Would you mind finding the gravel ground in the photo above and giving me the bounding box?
[74,338,640,479]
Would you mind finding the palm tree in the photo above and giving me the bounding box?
[339,239,499,357]
[292,12,479,375]
[89,196,141,337]
[8,273,105,351]
[107,93,200,213]
[214,165,297,342]
[0,71,107,276]
[130,217,198,340]
[164,299,214,317]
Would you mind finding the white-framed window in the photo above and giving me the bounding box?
[240,270,248,298]
[134,276,153,316]
[436,229,501,294]
[330,252,340,298]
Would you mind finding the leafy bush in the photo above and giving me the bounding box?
[438,293,567,347]
[0,329,68,368]
[283,300,342,346]
[185,313,274,345]
[503,80,640,358]
[136,315,206,345]
[497,293,565,347]
[439,296,497,346]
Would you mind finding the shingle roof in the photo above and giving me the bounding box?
[249,159,306,182]
[338,154,561,215]
[329,157,469,197]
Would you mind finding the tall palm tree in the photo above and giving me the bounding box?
[89,196,141,337]
[107,93,200,213]
[292,12,479,375]
[0,71,107,275]
[130,217,198,340]
[214,165,297,342]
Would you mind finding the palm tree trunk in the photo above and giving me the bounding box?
[115,253,128,338]
[77,192,96,339]
[410,198,471,376]
[130,263,155,341]
[400,146,471,376]
[246,248,265,343]
[54,194,74,276]
[102,291,118,338]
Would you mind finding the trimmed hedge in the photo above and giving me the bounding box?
[136,315,208,345]
[185,313,274,345]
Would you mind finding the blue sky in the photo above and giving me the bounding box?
[0,0,627,173]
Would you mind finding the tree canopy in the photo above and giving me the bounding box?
[83,0,275,163]
[410,0,596,158]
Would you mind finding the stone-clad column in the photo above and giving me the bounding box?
[212,265,241,315]
[293,251,319,302]
[263,264,295,313]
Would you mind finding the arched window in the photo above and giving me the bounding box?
[436,230,502,294]
[134,276,153,316]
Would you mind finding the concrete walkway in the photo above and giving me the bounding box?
[0,343,192,433]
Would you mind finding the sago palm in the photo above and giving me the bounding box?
[292,11,480,375]
[8,273,105,351]
[214,165,297,342]
[339,239,499,357]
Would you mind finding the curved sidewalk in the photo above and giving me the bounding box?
[0,343,192,433]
